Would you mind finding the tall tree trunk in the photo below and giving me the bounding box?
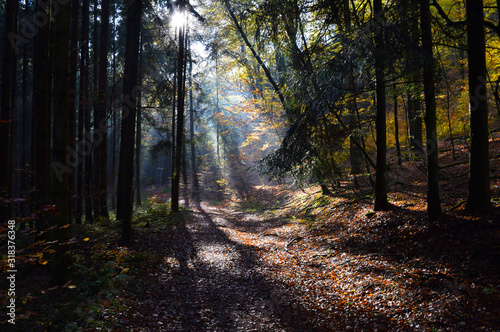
[117,0,142,240]
[76,0,90,224]
[420,0,442,221]
[110,2,117,211]
[374,0,389,211]
[189,39,199,200]
[33,0,52,230]
[21,1,31,222]
[68,0,79,223]
[136,37,143,207]
[171,32,177,192]
[1,0,18,220]
[172,2,187,213]
[51,0,72,284]
[95,0,110,218]
[465,0,490,211]
[84,0,93,224]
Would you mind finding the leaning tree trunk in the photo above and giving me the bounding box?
[420,0,442,222]
[465,0,490,211]
[117,0,142,240]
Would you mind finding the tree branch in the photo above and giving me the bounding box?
[223,0,285,107]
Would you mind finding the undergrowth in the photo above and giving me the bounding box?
[0,199,183,331]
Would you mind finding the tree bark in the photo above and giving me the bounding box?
[374,0,389,211]
[393,84,402,167]
[189,38,199,200]
[136,38,143,207]
[465,0,490,211]
[51,0,72,284]
[33,0,52,229]
[68,0,79,223]
[95,0,110,218]
[0,0,18,220]
[420,0,442,222]
[117,0,142,240]
[172,2,187,213]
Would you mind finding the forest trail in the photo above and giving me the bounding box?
[119,185,499,331]
[126,200,315,331]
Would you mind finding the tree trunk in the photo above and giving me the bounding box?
[420,0,442,222]
[76,0,90,224]
[136,38,143,207]
[465,0,490,211]
[393,84,402,166]
[172,2,187,213]
[68,0,79,223]
[117,0,142,240]
[408,97,424,158]
[374,0,389,211]
[50,0,72,284]
[189,39,199,200]
[1,0,18,220]
[33,0,52,230]
[21,1,32,223]
[84,4,93,223]
[110,2,117,211]
[95,0,110,218]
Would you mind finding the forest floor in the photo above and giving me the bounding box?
[2,136,500,331]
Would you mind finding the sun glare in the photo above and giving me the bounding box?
[171,11,186,28]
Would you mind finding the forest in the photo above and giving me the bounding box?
[0,0,499,330]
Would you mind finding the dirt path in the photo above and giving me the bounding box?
[126,201,314,331]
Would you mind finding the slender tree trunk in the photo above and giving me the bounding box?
[51,0,72,284]
[172,3,187,213]
[171,32,177,191]
[136,38,143,206]
[76,0,89,224]
[95,0,110,218]
[117,0,142,240]
[33,0,52,230]
[189,40,199,199]
[374,0,389,211]
[68,0,79,223]
[465,0,490,211]
[224,0,285,107]
[409,97,424,158]
[110,2,117,211]
[21,1,31,223]
[393,84,402,166]
[1,0,18,220]
[84,39,93,224]
[420,0,442,221]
